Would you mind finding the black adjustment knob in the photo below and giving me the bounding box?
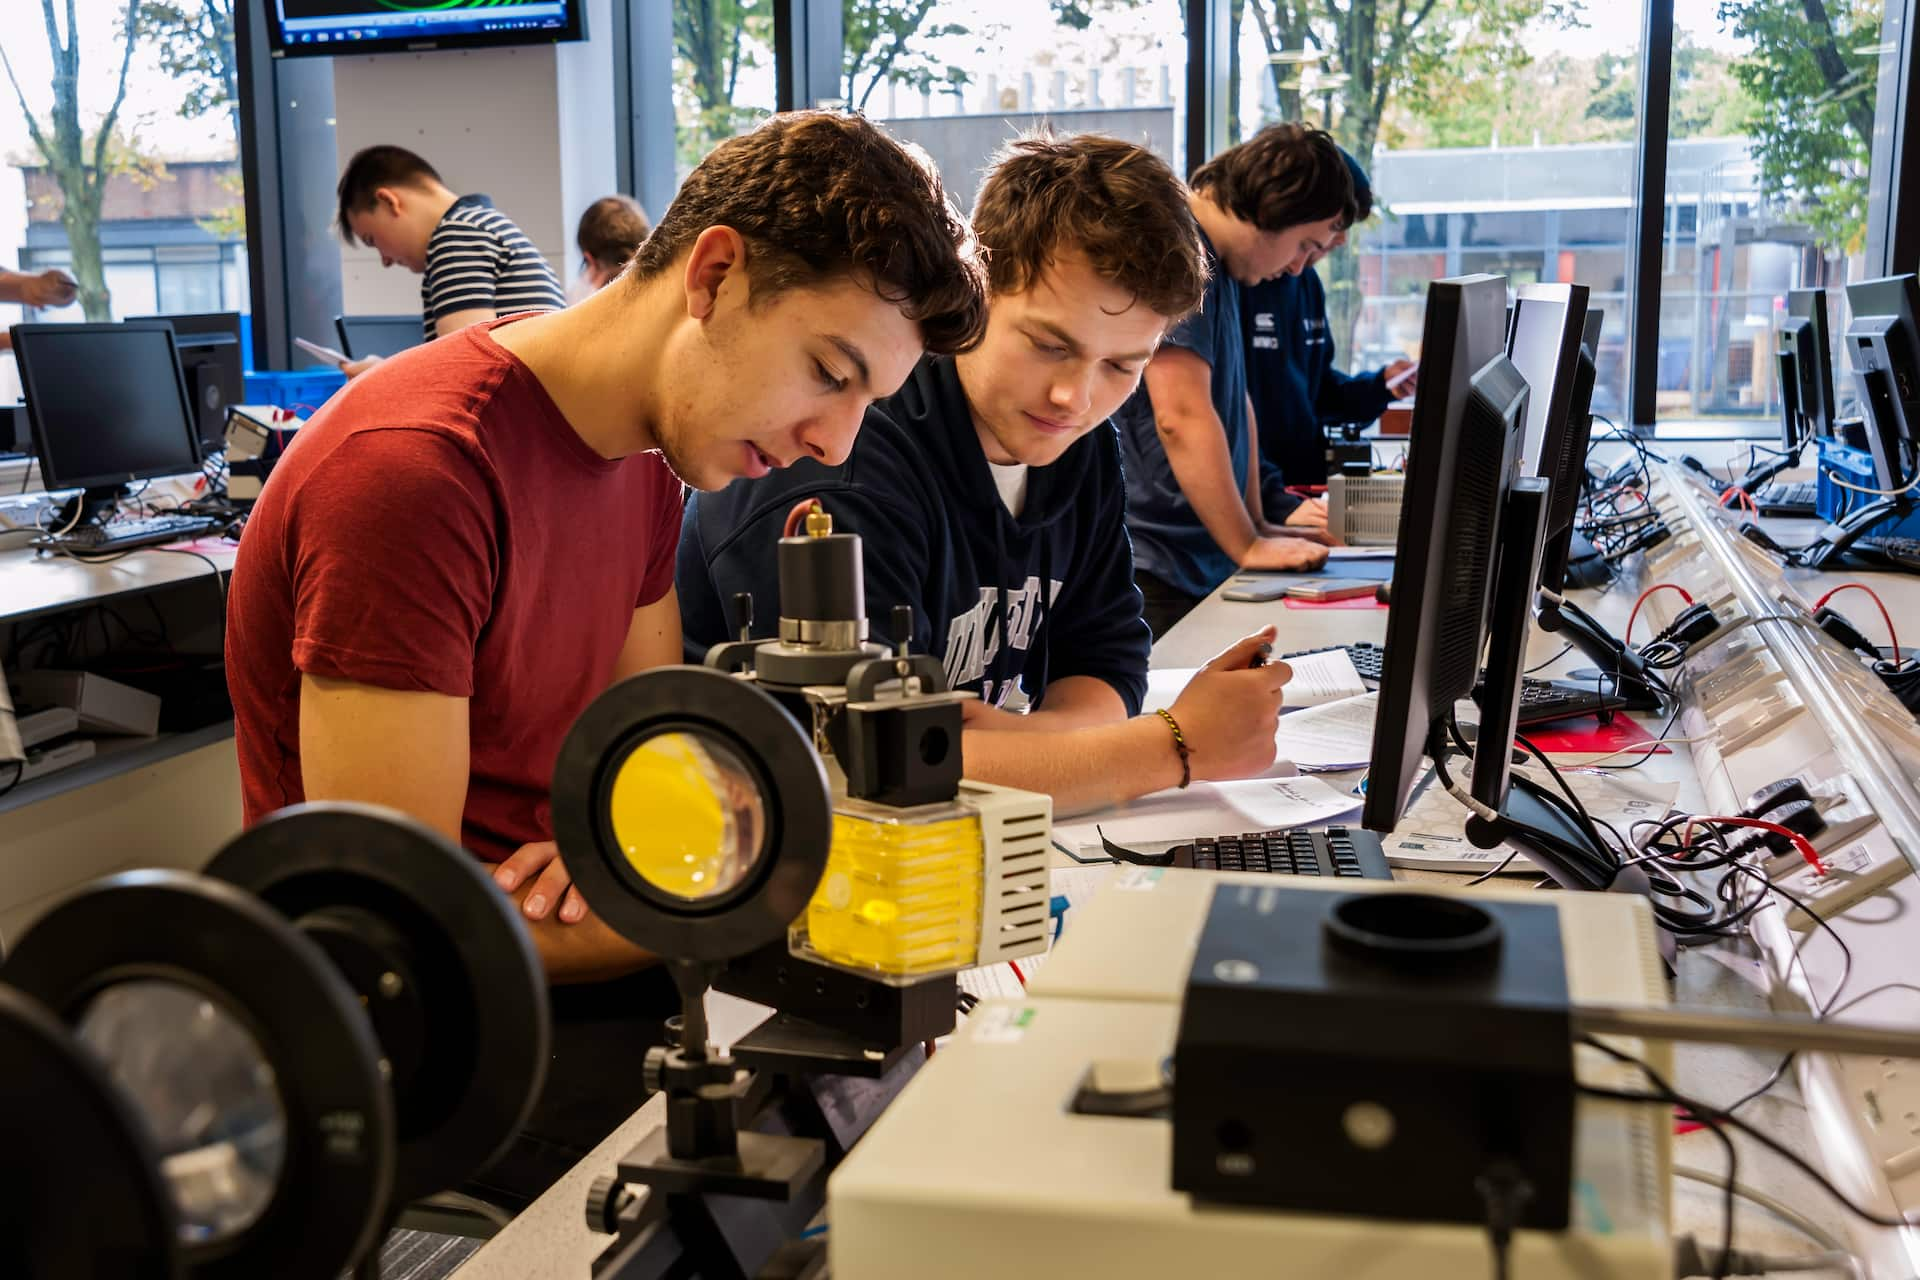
[732,592,755,642]
[643,1044,670,1095]
[891,604,914,657]
[586,1176,630,1233]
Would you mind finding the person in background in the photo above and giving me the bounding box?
[1244,148,1417,514]
[571,194,651,301]
[333,144,565,376]
[679,133,1296,815]
[1112,123,1354,638]
[0,269,79,351]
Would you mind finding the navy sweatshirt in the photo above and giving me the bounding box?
[676,354,1151,715]
[1244,267,1394,503]
[1112,227,1300,601]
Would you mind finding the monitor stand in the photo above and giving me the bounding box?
[51,485,129,531]
[1791,494,1915,569]
[1534,592,1665,710]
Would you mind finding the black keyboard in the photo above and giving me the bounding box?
[1170,825,1391,879]
[55,513,222,552]
[1282,643,1631,725]
[1756,480,1818,517]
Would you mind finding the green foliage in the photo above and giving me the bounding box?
[1718,0,1880,257]
[672,0,775,173]
[842,0,973,111]
[0,0,144,320]
[140,0,239,136]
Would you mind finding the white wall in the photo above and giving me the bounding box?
[330,0,616,314]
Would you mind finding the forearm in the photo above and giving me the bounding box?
[1243,403,1266,527]
[1159,414,1257,562]
[962,715,1182,815]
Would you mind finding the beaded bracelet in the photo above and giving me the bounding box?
[1155,708,1191,790]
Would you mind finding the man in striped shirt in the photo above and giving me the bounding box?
[335,145,565,375]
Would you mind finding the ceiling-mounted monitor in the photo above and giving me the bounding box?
[266,0,586,60]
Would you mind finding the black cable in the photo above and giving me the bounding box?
[1524,643,1574,675]
[1579,1035,1913,1231]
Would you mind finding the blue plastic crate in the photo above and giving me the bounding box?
[242,368,345,415]
[1814,438,1920,539]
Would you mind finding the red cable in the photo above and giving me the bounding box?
[1814,582,1902,662]
[1625,583,1695,645]
[1008,960,1027,988]
[782,497,821,538]
[1681,816,1827,876]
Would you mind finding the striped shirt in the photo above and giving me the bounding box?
[421,194,564,340]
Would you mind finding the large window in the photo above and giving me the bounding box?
[1659,0,1885,427]
[1229,2,1644,421]
[673,2,779,181]
[4,2,246,336]
[858,1,1187,211]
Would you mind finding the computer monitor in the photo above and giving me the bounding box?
[134,311,242,454]
[1506,283,1591,482]
[1581,309,1603,360]
[10,322,203,524]
[335,315,424,362]
[1506,286,1598,597]
[1785,288,1835,442]
[1361,275,1530,833]
[1842,275,1920,490]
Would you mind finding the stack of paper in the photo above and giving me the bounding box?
[1052,773,1360,856]
[1272,690,1379,771]
[1143,648,1367,716]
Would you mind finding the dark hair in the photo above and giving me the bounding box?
[577,194,652,274]
[972,132,1206,322]
[628,110,987,355]
[1189,123,1356,234]
[336,145,443,246]
[1341,148,1376,224]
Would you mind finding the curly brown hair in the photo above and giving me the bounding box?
[629,111,986,355]
[1189,123,1356,235]
[577,194,651,275]
[971,132,1206,322]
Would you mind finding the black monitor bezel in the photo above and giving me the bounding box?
[1362,274,1522,835]
[335,314,425,361]
[136,312,244,454]
[1785,288,1835,440]
[1843,274,1920,490]
[11,321,205,492]
[265,0,586,61]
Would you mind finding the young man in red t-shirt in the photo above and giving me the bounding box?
[226,111,985,1203]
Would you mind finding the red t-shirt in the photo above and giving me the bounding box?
[227,320,683,860]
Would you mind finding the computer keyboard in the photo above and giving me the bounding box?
[1856,535,1920,572]
[1169,825,1391,879]
[1755,480,1818,517]
[1282,642,1631,724]
[54,513,223,552]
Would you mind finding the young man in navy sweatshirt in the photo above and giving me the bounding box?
[1245,149,1417,511]
[1111,125,1356,637]
[678,134,1296,813]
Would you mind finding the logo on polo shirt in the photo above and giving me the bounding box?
[1302,316,1329,348]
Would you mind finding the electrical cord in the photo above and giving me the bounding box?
[1818,464,1920,498]
[1812,584,1901,662]
[1579,1037,1916,1232]
[1671,1166,1856,1268]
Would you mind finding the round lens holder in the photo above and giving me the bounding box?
[205,802,550,1207]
